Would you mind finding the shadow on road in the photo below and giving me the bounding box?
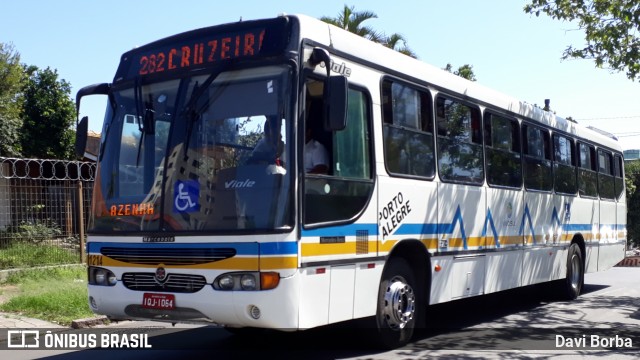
[40,280,640,359]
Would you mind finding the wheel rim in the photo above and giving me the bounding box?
[569,253,581,291]
[382,277,416,330]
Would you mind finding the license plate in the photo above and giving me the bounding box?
[142,293,175,310]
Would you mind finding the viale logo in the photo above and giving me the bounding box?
[224,179,256,189]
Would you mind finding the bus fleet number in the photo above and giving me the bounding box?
[87,255,102,266]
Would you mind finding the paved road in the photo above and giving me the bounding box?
[2,267,639,359]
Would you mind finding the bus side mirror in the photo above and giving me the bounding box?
[324,75,347,131]
[75,116,89,159]
[75,83,111,160]
[309,47,348,131]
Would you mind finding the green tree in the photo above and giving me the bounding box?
[321,5,383,41]
[383,33,417,58]
[626,160,640,248]
[0,42,24,156]
[321,5,417,58]
[444,63,477,81]
[524,1,640,80]
[20,66,76,159]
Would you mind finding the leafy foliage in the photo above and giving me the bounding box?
[20,66,76,159]
[0,43,24,156]
[321,5,417,58]
[524,1,640,80]
[444,63,478,81]
[625,160,640,247]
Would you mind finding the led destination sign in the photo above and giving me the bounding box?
[136,28,266,76]
[116,18,291,81]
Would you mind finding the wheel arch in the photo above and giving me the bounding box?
[384,238,431,326]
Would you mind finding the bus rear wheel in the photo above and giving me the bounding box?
[374,258,417,349]
[563,243,584,300]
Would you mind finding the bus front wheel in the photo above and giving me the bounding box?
[374,258,417,349]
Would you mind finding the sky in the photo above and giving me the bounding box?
[2,0,639,150]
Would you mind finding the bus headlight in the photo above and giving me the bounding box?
[240,274,257,290]
[89,266,117,286]
[95,269,106,284]
[213,272,279,291]
[218,275,235,290]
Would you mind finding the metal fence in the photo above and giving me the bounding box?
[0,157,95,269]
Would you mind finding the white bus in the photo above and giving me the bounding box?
[75,14,626,348]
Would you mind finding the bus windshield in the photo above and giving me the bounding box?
[92,66,292,233]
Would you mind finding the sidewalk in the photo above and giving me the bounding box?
[0,312,110,329]
[0,312,64,329]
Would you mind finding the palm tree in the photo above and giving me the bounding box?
[320,5,384,43]
[382,33,417,58]
[443,63,477,81]
[321,5,417,58]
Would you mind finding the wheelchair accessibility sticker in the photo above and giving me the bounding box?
[174,180,199,213]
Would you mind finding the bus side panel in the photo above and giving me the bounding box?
[484,187,524,293]
[353,261,384,319]
[598,198,621,271]
[599,200,617,244]
[522,191,556,286]
[438,183,486,299]
[437,183,486,251]
[328,265,355,323]
[430,256,454,304]
[298,267,330,329]
[570,196,598,272]
[598,241,626,271]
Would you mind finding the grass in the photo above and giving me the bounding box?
[0,242,80,269]
[0,266,96,326]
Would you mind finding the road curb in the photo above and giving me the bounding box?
[71,315,110,329]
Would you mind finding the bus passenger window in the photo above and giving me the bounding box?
[598,149,615,200]
[553,134,577,195]
[485,113,521,188]
[577,142,598,197]
[614,154,625,199]
[523,124,552,191]
[436,96,483,184]
[382,80,434,178]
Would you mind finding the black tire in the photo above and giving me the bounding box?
[563,243,584,300]
[374,258,418,349]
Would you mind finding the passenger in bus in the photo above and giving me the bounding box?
[304,126,329,174]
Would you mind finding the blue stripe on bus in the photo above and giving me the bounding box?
[301,223,378,237]
[87,241,298,256]
[394,223,439,235]
[562,224,592,232]
[259,241,298,255]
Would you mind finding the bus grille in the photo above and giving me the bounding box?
[122,273,207,293]
[100,247,236,265]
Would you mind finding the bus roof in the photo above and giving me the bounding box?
[288,14,621,152]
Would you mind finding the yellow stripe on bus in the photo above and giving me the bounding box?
[100,256,260,270]
[97,254,298,270]
[260,256,298,270]
[301,241,377,256]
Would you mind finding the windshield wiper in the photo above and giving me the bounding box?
[182,67,228,158]
[134,78,146,167]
